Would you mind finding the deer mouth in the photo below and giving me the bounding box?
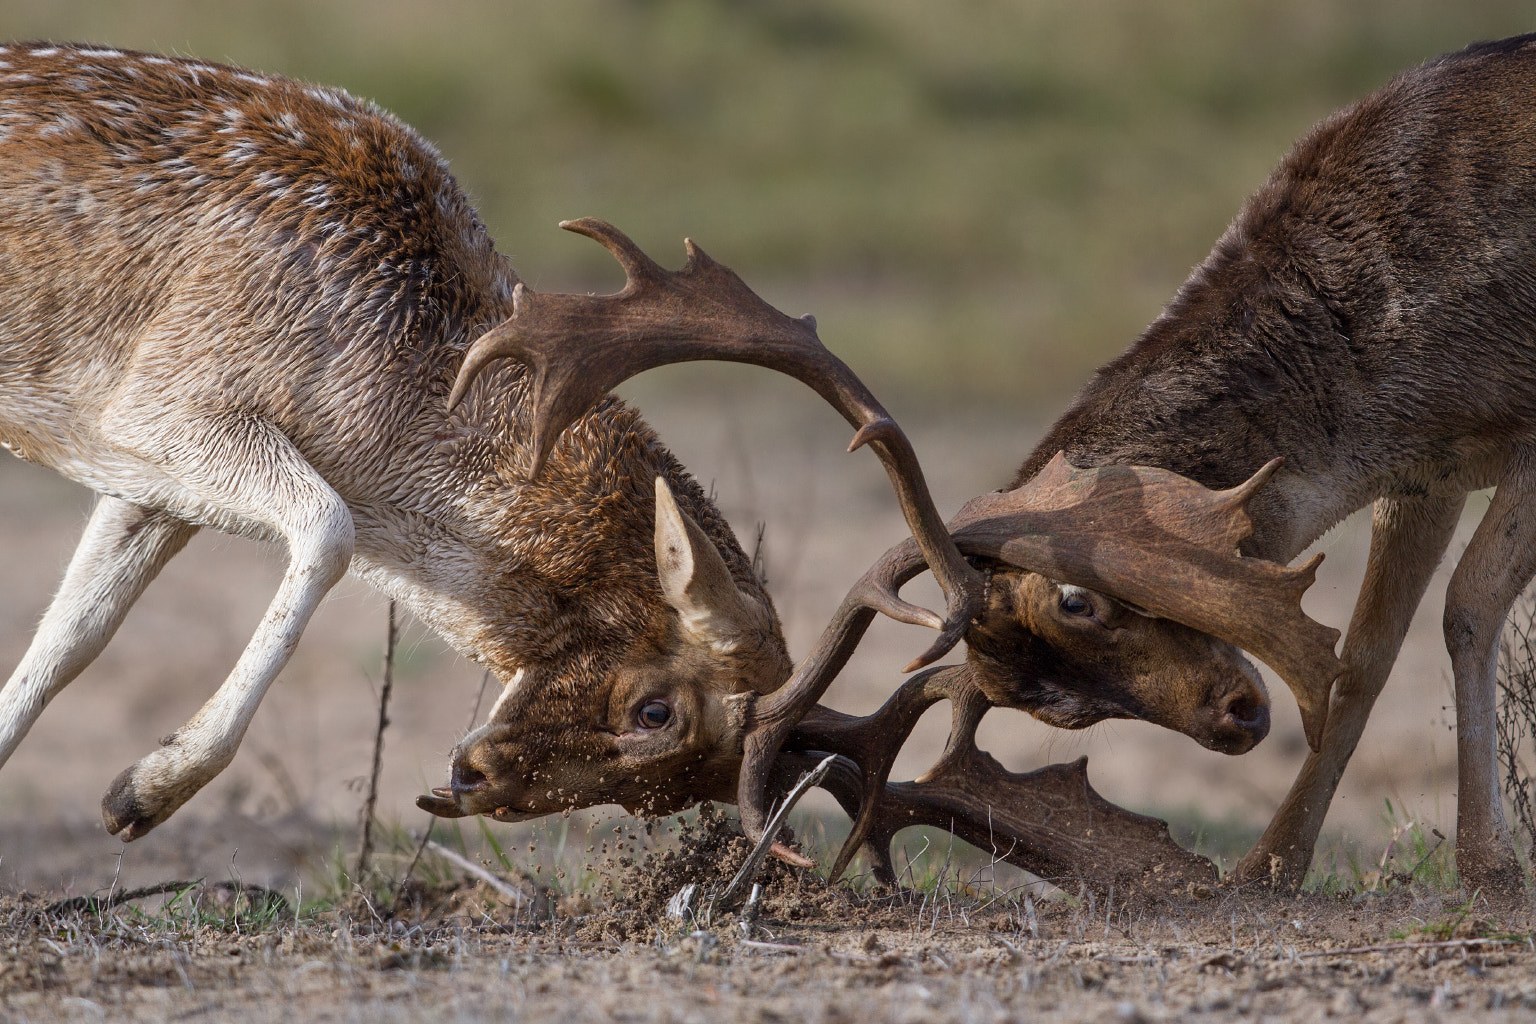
[415,785,547,822]
[415,787,468,818]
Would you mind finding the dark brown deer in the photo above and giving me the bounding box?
[0,43,1291,849]
[1001,34,1536,895]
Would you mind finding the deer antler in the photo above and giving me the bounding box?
[775,666,1218,898]
[872,453,1343,749]
[733,452,1342,855]
[450,218,985,673]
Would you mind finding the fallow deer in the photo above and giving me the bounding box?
[1003,34,1536,895]
[0,42,847,842]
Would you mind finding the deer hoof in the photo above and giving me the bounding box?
[101,766,159,840]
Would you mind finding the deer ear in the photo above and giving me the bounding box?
[653,477,764,647]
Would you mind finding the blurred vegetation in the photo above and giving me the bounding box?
[1,0,1530,408]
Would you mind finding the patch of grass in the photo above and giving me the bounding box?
[1303,801,1457,895]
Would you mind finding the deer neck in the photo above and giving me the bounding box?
[345,389,769,680]
[1018,245,1384,564]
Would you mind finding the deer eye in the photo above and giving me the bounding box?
[1059,591,1092,616]
[638,699,672,729]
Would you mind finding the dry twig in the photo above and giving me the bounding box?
[421,838,534,907]
[1498,594,1536,860]
[45,879,200,916]
[355,600,398,883]
[1298,937,1529,959]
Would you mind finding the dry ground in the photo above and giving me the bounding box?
[4,825,1535,1024]
[2,391,1532,1020]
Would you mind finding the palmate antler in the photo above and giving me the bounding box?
[882,454,1344,749]
[778,667,1218,897]
[744,457,1341,886]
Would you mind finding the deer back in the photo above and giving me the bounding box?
[0,45,512,483]
[1022,34,1536,556]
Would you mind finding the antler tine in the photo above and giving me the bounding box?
[783,665,969,880]
[1221,455,1284,513]
[735,534,967,847]
[559,216,672,289]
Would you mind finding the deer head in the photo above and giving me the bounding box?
[417,476,791,822]
[967,570,1270,754]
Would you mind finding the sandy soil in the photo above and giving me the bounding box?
[3,811,1534,1024]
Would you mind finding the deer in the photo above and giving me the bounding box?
[0,42,819,843]
[0,43,1345,871]
[993,34,1536,896]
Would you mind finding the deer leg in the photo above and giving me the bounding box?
[1232,491,1464,889]
[0,497,197,770]
[97,418,354,840]
[1442,457,1536,898]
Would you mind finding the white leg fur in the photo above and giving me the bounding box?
[0,497,197,769]
[98,417,354,839]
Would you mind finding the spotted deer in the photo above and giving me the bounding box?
[0,43,1338,858]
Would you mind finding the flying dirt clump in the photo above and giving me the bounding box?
[578,804,854,943]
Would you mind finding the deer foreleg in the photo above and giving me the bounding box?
[97,419,354,840]
[1442,455,1536,897]
[0,497,197,770]
[1232,491,1464,889]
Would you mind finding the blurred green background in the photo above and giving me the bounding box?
[3,0,1530,410]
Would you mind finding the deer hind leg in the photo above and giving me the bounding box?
[1442,454,1536,898]
[96,416,354,840]
[0,497,197,770]
[1232,491,1465,889]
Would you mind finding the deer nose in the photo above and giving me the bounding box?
[1219,691,1271,744]
[450,759,488,796]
